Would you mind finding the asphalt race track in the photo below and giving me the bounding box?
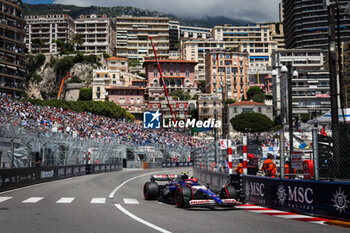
[0,168,349,233]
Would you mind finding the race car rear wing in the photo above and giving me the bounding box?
[150,174,181,182]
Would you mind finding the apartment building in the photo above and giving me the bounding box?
[25,14,75,54]
[205,50,249,102]
[211,24,278,76]
[75,14,116,55]
[92,57,139,101]
[143,58,198,98]
[269,23,284,49]
[0,0,26,97]
[271,49,329,120]
[107,86,146,117]
[116,16,169,66]
[197,94,222,122]
[169,21,211,51]
[181,39,239,80]
[147,98,189,120]
[283,0,350,50]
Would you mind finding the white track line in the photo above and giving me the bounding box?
[22,197,44,203]
[236,205,266,209]
[250,210,287,213]
[308,221,325,225]
[115,204,171,233]
[90,198,106,204]
[108,171,158,199]
[56,197,75,204]
[124,198,139,204]
[275,214,313,219]
[0,197,13,203]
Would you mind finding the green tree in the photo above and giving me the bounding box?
[78,87,92,101]
[71,33,84,50]
[197,80,206,93]
[301,113,310,123]
[247,86,263,100]
[103,52,111,59]
[129,59,140,67]
[252,93,266,103]
[191,94,199,100]
[24,99,135,121]
[230,112,273,140]
[225,99,235,105]
[31,39,45,54]
[169,89,191,100]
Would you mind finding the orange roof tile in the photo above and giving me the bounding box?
[143,59,198,64]
[106,57,128,60]
[229,101,266,106]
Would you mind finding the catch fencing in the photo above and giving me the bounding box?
[0,122,194,170]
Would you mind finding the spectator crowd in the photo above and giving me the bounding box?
[0,96,206,149]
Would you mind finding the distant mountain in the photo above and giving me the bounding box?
[23,3,251,28]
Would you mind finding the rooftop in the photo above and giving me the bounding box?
[106,57,128,61]
[229,101,266,106]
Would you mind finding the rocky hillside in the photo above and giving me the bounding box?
[25,53,101,100]
[23,4,251,27]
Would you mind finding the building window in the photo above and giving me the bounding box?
[186,72,189,77]
[97,87,100,92]
[113,74,116,79]
[234,107,237,113]
[242,108,253,112]
[258,107,261,113]
[154,70,158,77]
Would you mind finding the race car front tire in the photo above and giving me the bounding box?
[144,182,159,200]
[175,186,192,208]
[220,184,238,200]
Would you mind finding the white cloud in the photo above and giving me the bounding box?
[53,0,281,23]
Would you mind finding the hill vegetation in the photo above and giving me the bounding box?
[23,3,251,27]
[26,99,135,121]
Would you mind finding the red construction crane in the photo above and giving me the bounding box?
[149,36,176,123]
[57,73,72,99]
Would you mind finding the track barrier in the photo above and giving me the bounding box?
[194,167,350,221]
[0,163,122,192]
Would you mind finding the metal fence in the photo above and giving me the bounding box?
[0,123,193,169]
[192,123,350,182]
[317,123,350,180]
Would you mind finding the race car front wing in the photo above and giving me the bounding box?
[189,199,241,207]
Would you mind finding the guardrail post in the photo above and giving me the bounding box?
[312,126,319,180]
[228,147,232,174]
[243,136,247,175]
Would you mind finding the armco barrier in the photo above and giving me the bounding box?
[193,168,228,191]
[0,163,122,192]
[242,176,350,221]
[162,162,193,168]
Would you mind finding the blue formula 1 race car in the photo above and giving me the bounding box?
[143,173,241,208]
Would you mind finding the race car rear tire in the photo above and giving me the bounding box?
[175,186,192,208]
[220,184,238,200]
[144,182,159,200]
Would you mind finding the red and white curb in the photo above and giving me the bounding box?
[236,204,329,225]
